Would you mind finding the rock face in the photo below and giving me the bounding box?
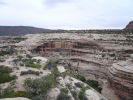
[125,21,133,30]
[108,59,133,100]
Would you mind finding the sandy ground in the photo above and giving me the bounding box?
[0,55,51,90]
[101,80,120,100]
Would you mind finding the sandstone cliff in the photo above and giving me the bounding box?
[125,21,133,30]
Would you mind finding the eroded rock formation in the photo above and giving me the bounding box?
[108,55,133,100]
[125,21,133,30]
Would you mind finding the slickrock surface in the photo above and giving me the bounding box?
[0,97,30,100]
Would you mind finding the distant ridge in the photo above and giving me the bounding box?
[124,21,133,30]
[0,26,54,36]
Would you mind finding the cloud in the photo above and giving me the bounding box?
[44,0,71,7]
[0,0,133,29]
[0,0,7,5]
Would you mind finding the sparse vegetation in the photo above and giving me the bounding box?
[22,58,41,69]
[78,87,87,100]
[24,73,56,98]
[0,65,16,84]
[0,86,27,98]
[20,70,41,76]
[86,80,102,93]
[13,37,27,43]
[75,82,84,88]
[57,88,71,100]
[74,74,102,93]
[0,47,16,56]
[71,90,78,100]
[44,59,58,70]
[75,74,86,82]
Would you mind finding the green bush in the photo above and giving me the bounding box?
[0,86,27,98]
[24,74,56,97]
[75,74,86,82]
[0,65,16,84]
[13,37,27,43]
[51,67,60,78]
[75,82,84,88]
[57,88,71,100]
[57,92,71,100]
[14,91,27,97]
[0,65,12,73]
[26,63,41,69]
[44,59,58,70]
[22,58,41,69]
[0,47,16,56]
[60,88,68,94]
[78,87,87,100]
[74,74,102,93]
[17,55,23,60]
[86,80,102,93]
[20,70,40,76]
[71,90,78,100]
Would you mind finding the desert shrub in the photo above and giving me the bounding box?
[0,73,16,84]
[26,54,32,58]
[75,82,84,88]
[13,59,20,65]
[75,74,86,82]
[26,63,41,69]
[71,90,78,100]
[13,37,27,43]
[14,91,27,97]
[57,88,71,100]
[0,65,12,73]
[20,62,24,66]
[51,67,60,78]
[0,47,16,56]
[22,58,41,69]
[44,59,58,70]
[0,86,27,98]
[74,74,102,93]
[78,87,87,100]
[0,58,5,62]
[86,80,102,93]
[24,74,56,97]
[56,93,71,100]
[20,70,40,76]
[0,87,15,98]
[60,88,69,94]
[17,55,23,60]
[0,65,16,83]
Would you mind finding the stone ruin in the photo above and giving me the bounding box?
[33,39,102,56]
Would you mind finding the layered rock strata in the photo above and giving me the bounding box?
[108,58,133,100]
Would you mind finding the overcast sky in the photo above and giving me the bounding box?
[0,0,133,29]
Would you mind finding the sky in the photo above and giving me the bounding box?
[0,0,133,29]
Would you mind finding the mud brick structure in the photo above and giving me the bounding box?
[34,40,73,53]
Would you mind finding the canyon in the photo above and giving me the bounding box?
[0,22,133,100]
[16,30,133,100]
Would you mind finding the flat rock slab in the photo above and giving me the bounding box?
[0,97,30,100]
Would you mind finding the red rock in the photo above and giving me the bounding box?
[125,21,133,30]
